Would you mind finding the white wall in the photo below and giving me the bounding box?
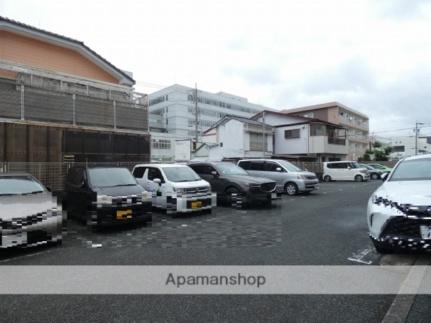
[388,136,431,159]
[255,113,305,126]
[274,124,309,155]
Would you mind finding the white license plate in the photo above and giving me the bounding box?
[2,232,27,247]
[420,225,431,239]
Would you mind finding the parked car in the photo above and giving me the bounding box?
[237,159,319,195]
[65,167,152,227]
[189,161,279,207]
[368,163,393,173]
[367,154,431,253]
[132,164,216,214]
[359,164,384,180]
[0,173,64,248]
[323,161,369,182]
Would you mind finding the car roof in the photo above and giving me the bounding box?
[325,161,354,163]
[404,154,431,161]
[0,172,34,177]
[190,161,233,165]
[134,163,188,168]
[239,159,273,162]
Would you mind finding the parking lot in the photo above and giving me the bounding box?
[2,181,431,322]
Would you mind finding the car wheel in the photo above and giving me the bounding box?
[323,175,332,182]
[354,175,363,182]
[371,173,379,180]
[372,240,393,254]
[285,182,298,196]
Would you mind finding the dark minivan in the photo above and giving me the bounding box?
[189,161,279,207]
[65,166,152,227]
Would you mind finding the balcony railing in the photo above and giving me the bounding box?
[328,137,346,145]
[0,78,148,132]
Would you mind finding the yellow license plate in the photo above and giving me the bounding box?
[191,201,202,209]
[116,209,133,220]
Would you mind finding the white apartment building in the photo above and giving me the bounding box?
[194,116,274,160]
[283,102,369,160]
[252,111,348,161]
[387,136,431,160]
[148,84,267,138]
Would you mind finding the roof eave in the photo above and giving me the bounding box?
[0,19,135,86]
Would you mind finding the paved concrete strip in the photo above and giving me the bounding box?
[381,256,430,323]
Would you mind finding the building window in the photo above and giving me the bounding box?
[149,96,166,105]
[284,129,300,139]
[249,132,268,151]
[392,146,405,152]
[152,139,171,150]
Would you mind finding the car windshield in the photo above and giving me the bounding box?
[390,158,431,181]
[162,166,201,182]
[0,176,45,196]
[360,164,372,170]
[277,160,303,172]
[88,168,137,188]
[351,162,362,168]
[216,163,248,176]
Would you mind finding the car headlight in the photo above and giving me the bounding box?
[97,194,112,205]
[296,175,306,180]
[174,187,186,195]
[360,169,368,174]
[141,191,152,202]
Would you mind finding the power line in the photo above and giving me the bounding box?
[371,125,431,135]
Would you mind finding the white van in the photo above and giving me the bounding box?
[132,164,216,214]
[323,161,369,182]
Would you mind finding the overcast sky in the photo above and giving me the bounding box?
[1,0,431,137]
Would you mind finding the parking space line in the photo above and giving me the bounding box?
[347,247,374,265]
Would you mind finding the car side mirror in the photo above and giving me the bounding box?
[211,170,219,177]
[46,186,52,192]
[347,166,351,170]
[381,173,389,181]
[276,167,282,172]
[153,178,162,185]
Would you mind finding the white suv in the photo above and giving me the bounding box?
[132,164,216,214]
[367,154,431,253]
[323,161,369,182]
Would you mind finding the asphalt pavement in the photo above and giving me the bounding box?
[1,181,431,322]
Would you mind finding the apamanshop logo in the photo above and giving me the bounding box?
[166,273,266,288]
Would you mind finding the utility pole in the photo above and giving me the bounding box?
[262,111,265,157]
[415,122,424,155]
[194,83,199,151]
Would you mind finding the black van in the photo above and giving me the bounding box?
[65,166,152,227]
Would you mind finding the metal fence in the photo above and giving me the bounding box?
[0,78,148,131]
[0,161,140,193]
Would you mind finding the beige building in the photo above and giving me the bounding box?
[283,102,369,160]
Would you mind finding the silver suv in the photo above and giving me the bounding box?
[237,159,319,195]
